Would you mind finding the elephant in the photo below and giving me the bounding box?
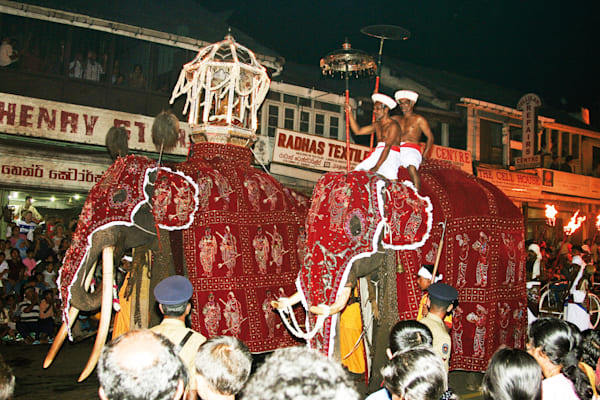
[45,124,308,381]
[275,159,526,389]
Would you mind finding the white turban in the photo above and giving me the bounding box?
[371,93,397,110]
[394,90,419,103]
[528,243,542,279]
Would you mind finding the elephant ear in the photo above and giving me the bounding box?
[147,167,199,230]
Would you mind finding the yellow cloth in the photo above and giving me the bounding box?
[340,301,366,374]
[579,362,598,398]
[112,279,131,340]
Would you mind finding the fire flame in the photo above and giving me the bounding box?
[563,210,586,236]
[596,214,600,231]
[545,204,558,226]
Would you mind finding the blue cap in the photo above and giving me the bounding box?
[428,283,458,303]
[154,275,193,305]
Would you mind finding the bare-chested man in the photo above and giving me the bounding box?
[391,90,434,191]
[346,93,403,180]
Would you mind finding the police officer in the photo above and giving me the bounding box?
[151,275,206,394]
[419,282,458,370]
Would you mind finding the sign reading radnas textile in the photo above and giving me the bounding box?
[272,129,371,172]
[272,129,474,174]
[0,92,190,155]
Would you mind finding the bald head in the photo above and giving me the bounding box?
[97,330,187,400]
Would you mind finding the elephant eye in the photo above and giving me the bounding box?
[349,215,362,236]
[112,188,128,204]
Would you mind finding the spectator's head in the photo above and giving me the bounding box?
[26,248,34,258]
[194,336,252,400]
[55,224,65,236]
[528,318,591,399]
[97,330,187,400]
[416,264,440,291]
[10,248,19,260]
[153,276,193,319]
[24,211,33,223]
[427,283,458,316]
[133,64,142,74]
[387,320,433,359]
[0,354,15,400]
[25,196,32,206]
[482,347,542,400]
[87,50,96,61]
[382,346,451,400]
[11,226,19,237]
[0,252,4,263]
[22,285,36,301]
[242,346,359,400]
[581,329,600,368]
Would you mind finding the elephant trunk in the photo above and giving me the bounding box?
[78,246,115,382]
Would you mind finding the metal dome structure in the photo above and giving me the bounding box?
[170,33,271,147]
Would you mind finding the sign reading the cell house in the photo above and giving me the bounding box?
[0,92,191,155]
[272,128,371,172]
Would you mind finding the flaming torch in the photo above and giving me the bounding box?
[591,214,600,245]
[563,210,586,236]
[537,204,558,242]
[552,210,586,270]
[545,204,558,226]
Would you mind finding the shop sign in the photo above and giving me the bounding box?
[514,154,541,170]
[539,168,600,199]
[272,129,370,172]
[428,145,473,174]
[0,154,108,191]
[517,93,541,158]
[272,128,474,174]
[477,166,541,199]
[0,92,190,155]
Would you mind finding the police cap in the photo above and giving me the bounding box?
[154,275,193,305]
[427,283,458,303]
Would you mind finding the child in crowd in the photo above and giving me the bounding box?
[39,289,57,343]
[42,261,58,290]
[23,249,37,277]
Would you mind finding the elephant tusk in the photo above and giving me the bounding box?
[43,306,80,369]
[84,259,98,291]
[78,246,115,382]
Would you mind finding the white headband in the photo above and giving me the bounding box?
[417,266,443,282]
[394,90,419,103]
[122,255,133,262]
[371,93,397,110]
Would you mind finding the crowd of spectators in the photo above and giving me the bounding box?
[0,198,77,346]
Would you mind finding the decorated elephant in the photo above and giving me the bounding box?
[276,159,526,388]
[44,121,308,381]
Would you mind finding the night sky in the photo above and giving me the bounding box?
[199,0,598,117]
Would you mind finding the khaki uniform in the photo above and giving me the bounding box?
[420,313,451,370]
[151,318,206,390]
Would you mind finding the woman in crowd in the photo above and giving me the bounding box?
[381,346,456,400]
[482,347,542,400]
[580,329,600,397]
[527,317,593,400]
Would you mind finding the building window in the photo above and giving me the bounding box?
[267,91,281,101]
[329,116,339,139]
[315,101,341,113]
[268,105,279,137]
[551,130,559,155]
[561,131,570,156]
[315,114,325,136]
[283,94,298,105]
[300,111,310,133]
[479,119,503,164]
[284,108,295,130]
[572,134,580,159]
